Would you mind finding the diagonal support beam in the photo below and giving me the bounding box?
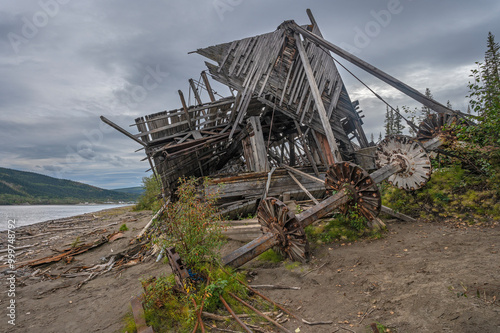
[294,32,342,163]
[287,21,462,116]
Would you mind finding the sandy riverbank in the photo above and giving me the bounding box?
[1,206,499,332]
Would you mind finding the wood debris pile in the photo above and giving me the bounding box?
[102,9,461,221]
[102,10,376,219]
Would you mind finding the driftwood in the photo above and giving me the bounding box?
[46,226,92,232]
[302,319,333,325]
[51,218,94,224]
[136,199,169,239]
[219,295,253,333]
[229,292,292,333]
[19,237,108,268]
[17,232,52,240]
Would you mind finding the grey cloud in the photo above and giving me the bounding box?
[1,0,499,188]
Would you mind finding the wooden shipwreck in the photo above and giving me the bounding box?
[102,9,461,220]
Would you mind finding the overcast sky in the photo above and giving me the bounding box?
[1,0,499,189]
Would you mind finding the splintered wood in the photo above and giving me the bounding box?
[102,11,372,219]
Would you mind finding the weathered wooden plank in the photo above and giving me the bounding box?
[201,71,216,102]
[178,90,193,130]
[294,33,341,163]
[188,78,203,106]
[101,116,147,146]
[247,116,269,172]
[287,171,319,204]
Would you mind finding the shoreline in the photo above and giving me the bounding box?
[0,204,135,232]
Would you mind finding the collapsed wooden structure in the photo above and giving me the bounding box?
[101,9,461,221]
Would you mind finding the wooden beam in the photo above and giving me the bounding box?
[294,32,342,162]
[201,71,216,102]
[188,78,203,105]
[247,116,269,172]
[281,164,324,185]
[177,90,193,130]
[380,205,416,223]
[288,134,296,166]
[287,171,319,205]
[100,116,146,147]
[262,166,277,200]
[289,22,460,116]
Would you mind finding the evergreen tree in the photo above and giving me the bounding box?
[384,106,394,136]
[463,32,500,147]
[446,100,453,109]
[370,133,375,144]
[393,107,405,134]
[378,132,383,142]
[483,32,500,111]
[421,88,434,117]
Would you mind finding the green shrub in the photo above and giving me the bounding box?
[305,210,382,245]
[141,265,256,333]
[152,177,225,269]
[381,164,500,221]
[134,174,162,211]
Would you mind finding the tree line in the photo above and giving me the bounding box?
[373,31,499,146]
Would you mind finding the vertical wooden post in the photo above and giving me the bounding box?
[247,116,269,172]
[294,33,342,162]
[201,71,216,102]
[201,71,217,124]
[178,90,193,130]
[189,78,203,105]
[289,134,296,166]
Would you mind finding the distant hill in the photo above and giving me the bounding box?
[112,187,145,196]
[0,167,139,205]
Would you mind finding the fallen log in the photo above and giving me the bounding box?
[136,199,169,239]
[302,319,333,326]
[19,237,108,268]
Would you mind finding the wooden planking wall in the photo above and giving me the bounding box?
[196,24,363,154]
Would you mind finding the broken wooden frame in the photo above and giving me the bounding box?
[222,135,438,268]
[101,9,462,228]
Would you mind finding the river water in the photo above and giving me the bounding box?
[0,204,131,231]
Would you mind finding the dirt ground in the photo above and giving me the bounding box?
[1,206,499,333]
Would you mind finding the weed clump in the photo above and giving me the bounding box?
[381,165,500,222]
[141,265,266,333]
[152,177,226,268]
[134,178,274,332]
[306,208,384,245]
[257,249,283,263]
